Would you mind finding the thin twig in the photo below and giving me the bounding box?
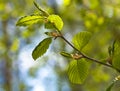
[83,55,113,68]
[58,31,120,72]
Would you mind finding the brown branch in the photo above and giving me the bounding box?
[58,31,120,72]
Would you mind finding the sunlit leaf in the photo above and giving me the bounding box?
[32,37,52,60]
[46,14,63,31]
[64,0,71,6]
[68,59,90,84]
[16,15,44,26]
[72,31,92,50]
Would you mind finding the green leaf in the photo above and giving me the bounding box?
[112,40,120,70]
[32,37,52,60]
[106,82,115,91]
[16,15,44,26]
[68,59,90,84]
[46,14,63,31]
[72,31,92,50]
[45,21,56,30]
[60,51,71,58]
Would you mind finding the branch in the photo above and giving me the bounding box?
[58,31,120,72]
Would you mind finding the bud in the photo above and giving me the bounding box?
[71,53,83,60]
[45,32,61,37]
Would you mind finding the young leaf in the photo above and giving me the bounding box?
[46,14,64,31]
[112,40,120,70]
[72,31,92,50]
[60,51,71,58]
[67,59,90,84]
[16,15,44,26]
[32,37,52,60]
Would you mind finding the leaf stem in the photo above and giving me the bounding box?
[59,31,120,72]
[33,1,49,16]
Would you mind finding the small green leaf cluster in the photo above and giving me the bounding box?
[16,2,64,60]
[16,2,120,90]
[16,2,63,31]
[16,2,92,84]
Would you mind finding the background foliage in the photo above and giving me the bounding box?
[0,0,120,91]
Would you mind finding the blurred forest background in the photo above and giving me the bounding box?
[0,0,120,91]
